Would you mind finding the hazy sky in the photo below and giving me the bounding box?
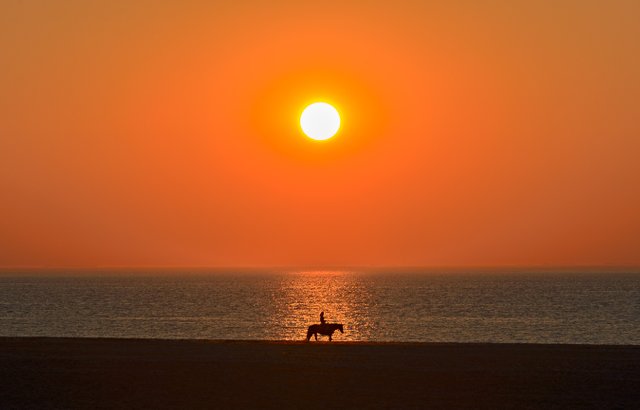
[1,1,639,267]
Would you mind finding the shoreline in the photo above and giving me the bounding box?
[2,337,639,409]
[2,335,640,347]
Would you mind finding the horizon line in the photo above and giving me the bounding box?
[1,264,639,271]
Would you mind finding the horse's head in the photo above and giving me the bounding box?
[337,324,344,333]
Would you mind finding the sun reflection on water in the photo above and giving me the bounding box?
[271,270,376,341]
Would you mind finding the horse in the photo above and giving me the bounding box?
[306,323,344,342]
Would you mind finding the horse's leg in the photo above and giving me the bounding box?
[314,332,318,341]
[329,332,332,342]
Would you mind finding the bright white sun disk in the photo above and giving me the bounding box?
[300,102,340,141]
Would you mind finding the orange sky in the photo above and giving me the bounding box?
[1,1,639,268]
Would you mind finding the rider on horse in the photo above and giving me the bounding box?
[307,313,344,342]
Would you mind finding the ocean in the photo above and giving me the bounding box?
[1,269,638,344]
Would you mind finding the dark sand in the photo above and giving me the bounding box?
[1,338,638,409]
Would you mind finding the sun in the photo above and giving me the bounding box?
[300,102,340,141]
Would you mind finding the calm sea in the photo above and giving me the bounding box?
[0,269,638,344]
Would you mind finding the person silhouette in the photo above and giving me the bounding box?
[320,311,325,325]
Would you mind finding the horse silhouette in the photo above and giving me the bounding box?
[306,323,344,342]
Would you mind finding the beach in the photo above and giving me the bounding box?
[1,338,638,409]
